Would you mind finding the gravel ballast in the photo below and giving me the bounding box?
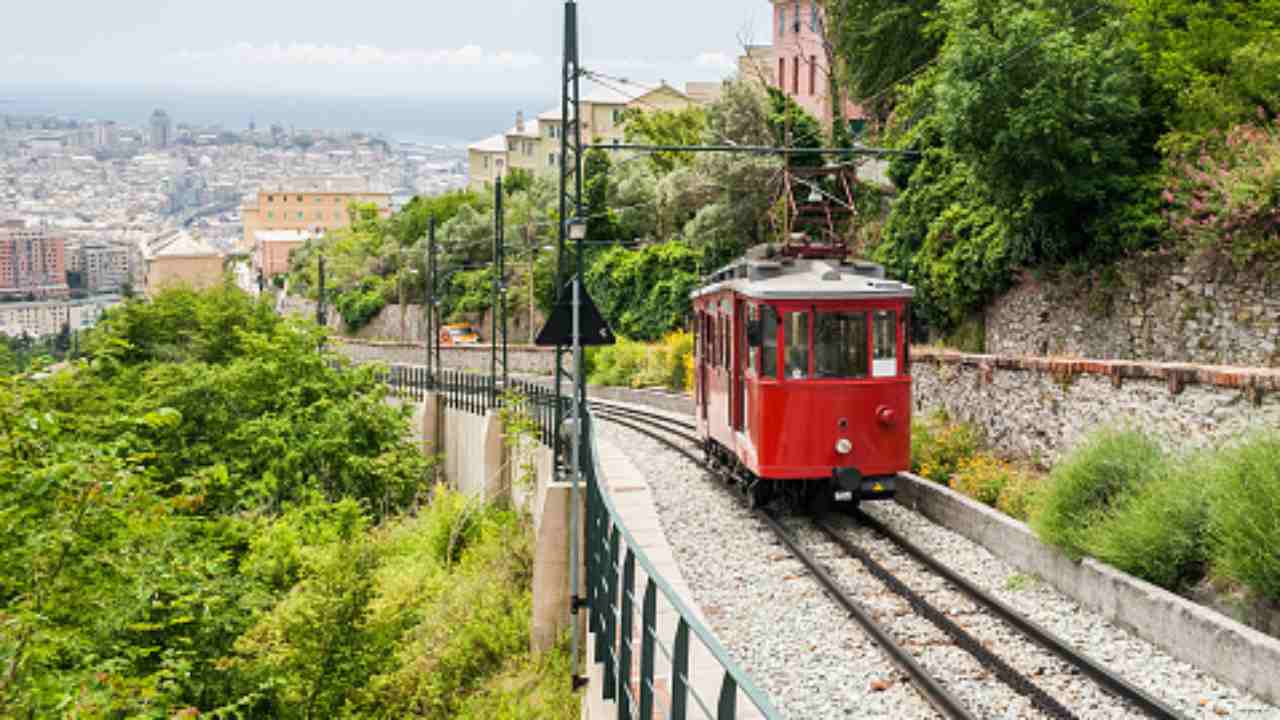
[596,414,1280,719]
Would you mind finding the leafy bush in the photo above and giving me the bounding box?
[586,332,694,393]
[1163,121,1280,265]
[586,242,700,342]
[1207,433,1280,601]
[911,410,982,486]
[995,469,1042,522]
[1031,429,1166,559]
[952,454,1018,506]
[335,277,389,331]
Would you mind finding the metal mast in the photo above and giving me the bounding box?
[557,0,586,687]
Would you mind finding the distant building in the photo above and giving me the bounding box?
[467,79,697,190]
[239,176,392,264]
[77,241,130,292]
[0,222,70,300]
[254,228,316,279]
[150,109,172,149]
[0,295,122,338]
[94,120,118,149]
[746,0,864,130]
[137,230,224,296]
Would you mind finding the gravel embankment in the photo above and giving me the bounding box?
[597,420,940,720]
[598,414,1280,719]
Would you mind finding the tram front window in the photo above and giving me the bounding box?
[785,311,809,379]
[761,306,779,379]
[814,311,868,378]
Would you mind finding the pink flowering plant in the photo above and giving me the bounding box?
[1162,117,1280,265]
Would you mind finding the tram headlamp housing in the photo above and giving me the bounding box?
[835,438,853,455]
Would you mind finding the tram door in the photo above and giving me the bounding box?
[698,311,708,420]
[732,301,745,433]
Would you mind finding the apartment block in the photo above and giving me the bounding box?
[0,222,70,300]
[467,79,699,191]
[758,0,864,130]
[239,175,392,269]
[0,295,121,338]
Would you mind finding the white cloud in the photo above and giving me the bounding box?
[175,42,543,69]
[694,51,736,72]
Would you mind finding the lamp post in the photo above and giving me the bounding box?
[565,214,587,686]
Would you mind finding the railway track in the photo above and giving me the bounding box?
[587,399,1187,720]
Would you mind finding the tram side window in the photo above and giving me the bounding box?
[761,305,779,379]
[873,309,898,377]
[814,311,868,378]
[746,305,759,374]
[785,311,810,379]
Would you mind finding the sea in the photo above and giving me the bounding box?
[0,85,549,147]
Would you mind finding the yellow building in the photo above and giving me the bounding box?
[467,80,699,191]
[239,176,392,264]
[139,230,225,297]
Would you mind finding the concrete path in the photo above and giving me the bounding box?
[584,433,768,720]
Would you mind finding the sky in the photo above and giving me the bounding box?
[1,0,771,99]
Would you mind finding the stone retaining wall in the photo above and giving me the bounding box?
[985,253,1280,366]
[333,338,557,375]
[913,348,1280,463]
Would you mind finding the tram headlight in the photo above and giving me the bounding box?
[835,438,853,455]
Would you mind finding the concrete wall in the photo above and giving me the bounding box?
[418,391,574,653]
[913,348,1280,464]
[985,252,1280,367]
[441,406,507,500]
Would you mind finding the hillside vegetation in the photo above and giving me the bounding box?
[0,284,576,719]
[286,2,1277,348]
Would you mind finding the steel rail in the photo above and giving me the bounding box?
[590,408,975,720]
[592,403,1189,720]
[814,520,1079,719]
[848,510,1186,720]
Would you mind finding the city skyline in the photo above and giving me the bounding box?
[3,1,765,98]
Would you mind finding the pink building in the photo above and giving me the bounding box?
[767,0,863,130]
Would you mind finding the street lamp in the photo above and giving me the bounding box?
[566,218,587,242]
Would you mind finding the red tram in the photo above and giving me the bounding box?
[691,251,914,512]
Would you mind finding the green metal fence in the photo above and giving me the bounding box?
[581,409,780,720]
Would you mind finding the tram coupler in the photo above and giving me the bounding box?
[833,468,896,502]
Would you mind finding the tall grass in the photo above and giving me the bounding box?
[1207,434,1280,602]
[1030,429,1166,559]
[1081,459,1211,590]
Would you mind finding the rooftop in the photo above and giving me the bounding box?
[468,134,508,154]
[257,176,386,194]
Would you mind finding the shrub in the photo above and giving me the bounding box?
[1031,429,1166,559]
[587,333,693,393]
[951,454,1016,506]
[995,469,1043,522]
[1207,433,1280,602]
[1163,121,1280,265]
[911,410,981,486]
[1081,460,1211,590]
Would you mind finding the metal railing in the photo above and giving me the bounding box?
[370,362,562,447]
[581,408,780,720]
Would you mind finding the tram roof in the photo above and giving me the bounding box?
[690,258,914,301]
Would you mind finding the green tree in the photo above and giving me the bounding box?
[823,0,943,124]
[621,105,708,172]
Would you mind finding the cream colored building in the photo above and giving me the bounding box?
[467,80,699,190]
[138,230,225,296]
[239,176,392,261]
